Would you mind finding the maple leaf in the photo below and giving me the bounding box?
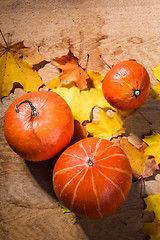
[143,158,159,179]
[0,39,44,99]
[143,174,160,195]
[51,85,111,124]
[86,107,125,140]
[49,50,90,90]
[144,195,160,220]
[15,45,47,66]
[151,63,160,82]
[143,132,160,165]
[120,138,158,179]
[47,69,104,90]
[150,63,160,100]
[87,70,104,90]
[150,84,160,100]
[142,195,160,240]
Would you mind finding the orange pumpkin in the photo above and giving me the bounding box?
[102,60,150,110]
[53,137,132,219]
[4,91,74,161]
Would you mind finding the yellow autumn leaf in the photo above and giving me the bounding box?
[144,195,160,220]
[47,76,61,89]
[0,42,44,99]
[150,63,160,100]
[86,108,125,139]
[142,195,160,240]
[47,70,104,90]
[151,63,160,81]
[87,70,104,90]
[143,132,160,165]
[143,219,160,240]
[51,86,111,123]
[120,138,149,178]
[150,85,160,100]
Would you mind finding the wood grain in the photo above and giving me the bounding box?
[1,0,160,239]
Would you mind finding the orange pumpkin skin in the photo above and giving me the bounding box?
[4,91,74,161]
[102,60,150,110]
[53,137,132,219]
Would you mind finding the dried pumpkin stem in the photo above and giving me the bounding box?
[15,100,39,118]
[88,158,94,167]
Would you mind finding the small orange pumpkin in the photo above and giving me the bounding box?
[53,137,132,219]
[102,60,150,110]
[4,91,74,161]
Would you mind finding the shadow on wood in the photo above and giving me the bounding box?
[77,181,153,240]
[25,156,58,199]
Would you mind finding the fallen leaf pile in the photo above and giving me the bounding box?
[1,33,160,239]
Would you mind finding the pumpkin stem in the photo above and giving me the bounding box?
[88,158,94,167]
[15,100,40,118]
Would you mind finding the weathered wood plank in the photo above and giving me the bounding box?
[1,1,160,239]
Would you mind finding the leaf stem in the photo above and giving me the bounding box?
[85,54,90,70]
[0,30,9,48]
[99,54,111,69]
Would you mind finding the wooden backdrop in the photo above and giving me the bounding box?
[1,0,160,239]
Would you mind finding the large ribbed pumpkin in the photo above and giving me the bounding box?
[102,60,150,110]
[53,137,132,219]
[4,91,74,161]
